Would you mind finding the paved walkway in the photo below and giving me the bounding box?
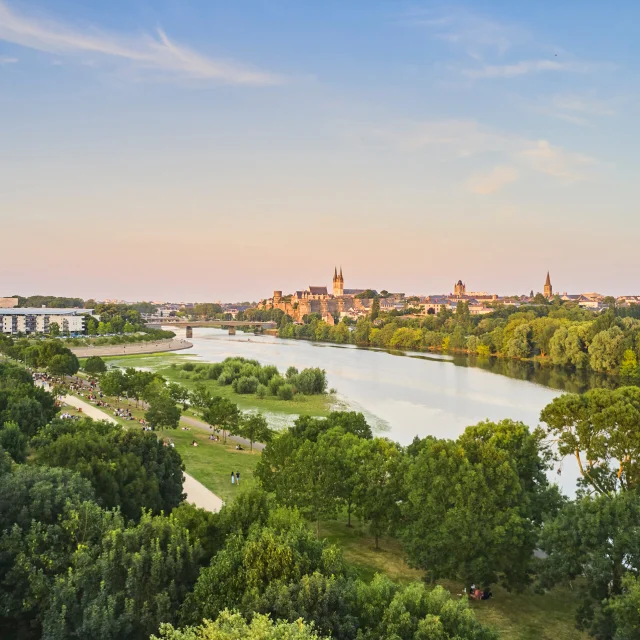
[70,339,192,358]
[59,394,223,513]
[180,414,266,452]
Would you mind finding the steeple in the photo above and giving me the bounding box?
[544,272,553,299]
[339,266,343,282]
[334,266,338,279]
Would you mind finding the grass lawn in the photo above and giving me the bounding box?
[321,518,588,640]
[102,353,339,417]
[156,426,260,504]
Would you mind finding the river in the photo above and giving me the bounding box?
[175,327,579,496]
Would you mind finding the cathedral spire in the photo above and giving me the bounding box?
[545,271,551,286]
[339,266,343,280]
[334,266,337,279]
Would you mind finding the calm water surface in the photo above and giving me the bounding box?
[176,328,578,495]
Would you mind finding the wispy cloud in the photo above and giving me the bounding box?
[0,53,17,64]
[370,119,595,191]
[464,58,607,79]
[467,165,518,194]
[404,8,523,57]
[532,93,616,125]
[0,1,281,85]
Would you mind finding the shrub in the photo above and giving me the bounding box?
[182,362,195,372]
[218,371,236,386]
[206,363,224,380]
[277,383,294,400]
[268,374,286,396]
[256,384,268,399]
[233,376,260,394]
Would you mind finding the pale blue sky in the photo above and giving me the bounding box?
[1,1,638,301]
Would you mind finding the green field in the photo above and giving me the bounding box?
[102,353,340,417]
[157,426,260,503]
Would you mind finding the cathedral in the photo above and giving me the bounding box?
[544,272,553,298]
[263,267,374,322]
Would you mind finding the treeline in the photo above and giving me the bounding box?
[0,361,496,640]
[0,335,80,375]
[12,295,85,308]
[176,357,327,400]
[278,304,640,379]
[255,389,640,639]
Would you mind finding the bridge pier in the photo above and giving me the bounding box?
[185,326,193,338]
[228,327,236,335]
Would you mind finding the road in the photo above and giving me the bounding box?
[58,393,223,513]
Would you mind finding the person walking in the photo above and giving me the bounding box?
[236,471,240,485]
[231,471,235,485]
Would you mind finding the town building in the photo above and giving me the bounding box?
[453,280,466,297]
[0,308,93,335]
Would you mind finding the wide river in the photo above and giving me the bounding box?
[175,327,578,495]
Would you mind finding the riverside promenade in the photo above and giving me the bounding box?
[71,338,192,358]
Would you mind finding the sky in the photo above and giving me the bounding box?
[1,0,639,302]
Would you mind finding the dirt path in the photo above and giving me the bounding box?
[70,339,192,358]
[58,393,223,513]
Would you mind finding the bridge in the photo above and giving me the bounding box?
[145,319,277,337]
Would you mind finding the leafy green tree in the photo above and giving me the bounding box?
[84,355,107,375]
[370,296,380,322]
[589,326,625,373]
[43,511,203,640]
[34,418,185,520]
[48,352,79,375]
[190,383,213,411]
[202,396,240,442]
[609,574,640,640]
[353,438,402,547]
[48,322,60,337]
[153,610,325,640]
[401,420,550,591]
[168,382,191,410]
[540,387,640,494]
[0,422,28,463]
[277,383,295,400]
[146,394,182,430]
[539,491,640,638]
[620,348,640,384]
[99,368,127,399]
[238,413,272,451]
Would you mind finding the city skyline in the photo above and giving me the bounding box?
[2,1,640,300]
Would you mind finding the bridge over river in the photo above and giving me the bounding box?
[146,319,277,337]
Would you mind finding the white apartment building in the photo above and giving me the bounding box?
[0,308,93,335]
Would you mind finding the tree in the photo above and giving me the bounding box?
[83,355,107,375]
[238,413,272,451]
[146,394,181,430]
[401,421,550,591]
[0,422,28,463]
[168,382,191,409]
[589,326,625,373]
[540,387,640,494]
[43,511,203,640]
[33,418,185,520]
[370,296,380,322]
[48,352,79,375]
[620,348,640,384]
[153,610,325,640]
[48,322,60,337]
[202,396,240,443]
[539,491,640,638]
[100,368,127,399]
[353,438,402,547]
[190,383,213,411]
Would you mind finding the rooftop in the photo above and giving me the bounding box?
[0,308,93,315]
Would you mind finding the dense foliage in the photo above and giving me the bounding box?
[176,358,328,400]
[0,336,80,374]
[276,303,640,380]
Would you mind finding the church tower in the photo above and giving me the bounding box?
[544,272,553,299]
[332,266,344,297]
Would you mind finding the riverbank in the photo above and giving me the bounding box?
[71,338,192,358]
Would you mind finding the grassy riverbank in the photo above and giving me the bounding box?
[100,353,339,417]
